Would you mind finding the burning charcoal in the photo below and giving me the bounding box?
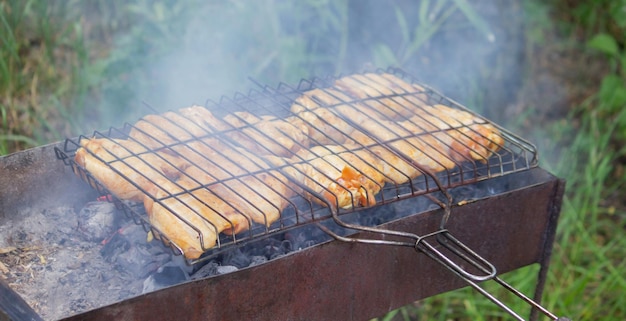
[114,245,161,278]
[117,223,153,245]
[142,261,190,294]
[281,239,293,252]
[190,262,238,278]
[101,222,170,278]
[262,239,286,259]
[77,201,119,243]
[221,249,251,268]
[284,231,308,250]
[100,230,131,261]
[249,255,267,266]
[191,261,219,279]
[450,186,477,202]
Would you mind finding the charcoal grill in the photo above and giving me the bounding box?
[0,68,569,320]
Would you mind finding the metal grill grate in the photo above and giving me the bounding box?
[55,68,538,263]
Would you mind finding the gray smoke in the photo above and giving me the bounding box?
[95,1,524,124]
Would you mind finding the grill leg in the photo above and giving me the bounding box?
[530,256,551,321]
[530,178,565,321]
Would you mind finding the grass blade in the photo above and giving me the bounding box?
[450,0,495,42]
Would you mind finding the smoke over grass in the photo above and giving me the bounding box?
[1,0,523,149]
[77,1,517,128]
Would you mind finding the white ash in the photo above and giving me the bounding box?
[0,201,174,321]
[0,169,515,320]
[142,256,191,293]
[77,201,119,242]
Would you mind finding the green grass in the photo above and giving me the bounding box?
[0,0,91,152]
[2,0,625,320]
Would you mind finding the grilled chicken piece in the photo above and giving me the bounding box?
[179,147,295,227]
[405,104,504,162]
[144,176,250,260]
[145,147,296,259]
[179,105,231,132]
[128,106,230,150]
[193,170,292,228]
[351,132,423,185]
[333,73,504,163]
[74,138,185,202]
[357,117,457,173]
[334,73,429,119]
[290,88,359,145]
[128,112,207,149]
[269,145,385,209]
[223,112,309,157]
[164,138,276,181]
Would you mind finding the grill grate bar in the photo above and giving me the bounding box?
[55,68,538,263]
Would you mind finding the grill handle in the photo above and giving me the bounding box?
[430,232,572,321]
[424,231,497,282]
[319,210,571,321]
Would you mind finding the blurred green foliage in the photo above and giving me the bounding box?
[1,0,498,153]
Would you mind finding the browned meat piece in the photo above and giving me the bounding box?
[179,105,232,132]
[223,111,309,157]
[357,118,457,173]
[332,73,504,164]
[74,138,185,202]
[269,145,385,209]
[290,88,358,145]
[334,73,429,119]
[368,145,423,184]
[144,176,250,260]
[165,138,276,180]
[128,112,206,149]
[145,147,296,259]
[346,132,421,185]
[178,147,295,227]
[128,106,230,150]
[406,104,505,162]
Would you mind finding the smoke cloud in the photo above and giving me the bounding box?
[95,0,525,124]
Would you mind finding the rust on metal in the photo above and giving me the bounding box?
[59,168,564,321]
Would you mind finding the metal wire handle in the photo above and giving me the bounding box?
[319,214,570,321]
[313,178,571,321]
